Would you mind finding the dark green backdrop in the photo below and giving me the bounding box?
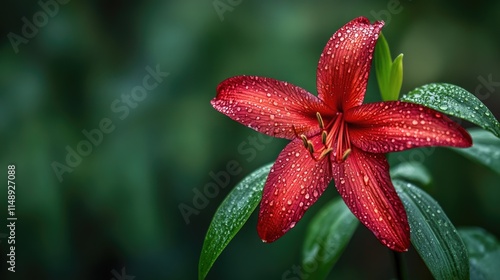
[1,0,499,279]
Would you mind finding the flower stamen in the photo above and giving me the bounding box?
[316,112,325,130]
[319,147,333,159]
[342,148,352,161]
[306,140,314,154]
[300,134,309,148]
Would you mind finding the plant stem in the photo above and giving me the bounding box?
[392,251,406,280]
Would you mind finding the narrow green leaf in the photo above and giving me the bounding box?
[390,161,432,187]
[388,53,403,100]
[401,83,500,137]
[451,128,500,174]
[198,163,272,280]
[458,227,500,280]
[302,197,359,280]
[375,32,392,100]
[394,180,469,280]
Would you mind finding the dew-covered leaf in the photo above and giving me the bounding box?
[199,163,272,280]
[394,180,469,280]
[302,197,358,280]
[458,227,500,280]
[451,128,500,174]
[401,83,500,137]
[390,161,432,187]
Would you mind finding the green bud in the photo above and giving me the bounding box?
[375,33,404,101]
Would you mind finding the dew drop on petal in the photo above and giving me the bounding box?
[313,190,319,197]
[363,175,369,185]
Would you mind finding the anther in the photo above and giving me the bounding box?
[342,148,352,161]
[300,134,308,148]
[316,112,324,130]
[306,141,314,154]
[321,131,328,145]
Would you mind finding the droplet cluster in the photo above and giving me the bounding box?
[332,148,410,251]
[258,137,333,242]
[212,76,330,139]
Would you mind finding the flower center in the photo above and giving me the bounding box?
[300,112,351,163]
[325,112,352,162]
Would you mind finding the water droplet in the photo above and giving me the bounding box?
[363,175,369,185]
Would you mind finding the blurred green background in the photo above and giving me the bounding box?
[1,0,500,279]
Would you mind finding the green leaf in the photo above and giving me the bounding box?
[458,227,500,280]
[401,83,500,137]
[390,161,432,187]
[394,180,469,280]
[451,128,500,174]
[198,163,272,280]
[388,53,403,101]
[375,32,392,100]
[302,197,359,280]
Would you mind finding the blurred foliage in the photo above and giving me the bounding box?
[0,0,500,279]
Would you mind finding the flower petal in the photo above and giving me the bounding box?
[258,136,333,242]
[332,148,410,251]
[345,101,472,153]
[212,76,330,139]
[317,17,384,111]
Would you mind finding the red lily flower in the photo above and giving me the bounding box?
[211,17,472,251]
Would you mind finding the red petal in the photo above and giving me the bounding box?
[332,148,410,251]
[317,17,384,111]
[345,101,472,153]
[258,136,332,242]
[212,76,330,139]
